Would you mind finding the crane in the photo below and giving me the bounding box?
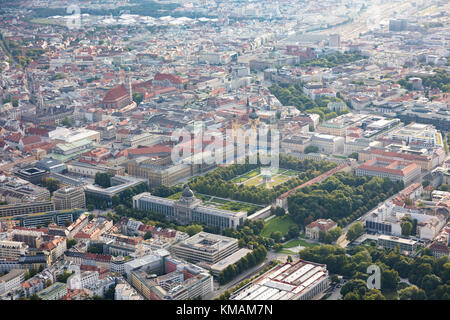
[8,218,13,241]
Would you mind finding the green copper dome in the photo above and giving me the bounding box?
[249,108,258,119]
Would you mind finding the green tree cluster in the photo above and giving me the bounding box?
[288,173,403,228]
[218,246,267,285]
[298,51,367,68]
[269,82,348,121]
[397,69,450,93]
[222,219,274,249]
[44,177,60,195]
[299,244,450,300]
[346,223,364,242]
[95,172,112,188]
[189,156,336,205]
[319,227,342,244]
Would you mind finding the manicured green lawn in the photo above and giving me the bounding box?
[244,177,263,186]
[210,197,228,204]
[217,201,261,213]
[261,215,296,237]
[232,176,248,183]
[280,249,296,255]
[244,169,260,179]
[168,192,181,200]
[283,239,319,248]
[196,194,211,201]
[203,197,262,213]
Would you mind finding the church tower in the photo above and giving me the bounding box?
[248,107,259,129]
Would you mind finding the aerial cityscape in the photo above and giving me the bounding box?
[0,0,449,305]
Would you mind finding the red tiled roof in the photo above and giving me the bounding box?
[102,84,129,103]
[5,132,22,143]
[83,252,111,262]
[26,127,49,137]
[21,135,41,146]
[306,219,337,231]
[369,148,428,162]
[430,242,449,253]
[154,73,186,84]
[126,145,171,156]
[357,158,420,176]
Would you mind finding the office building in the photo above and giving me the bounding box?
[37,282,68,300]
[0,269,25,295]
[390,123,443,149]
[12,229,44,248]
[49,127,100,144]
[115,282,144,300]
[316,113,369,137]
[0,179,50,204]
[0,209,85,229]
[0,240,28,260]
[210,248,252,277]
[53,187,86,210]
[0,201,55,218]
[171,232,239,264]
[365,200,446,240]
[310,133,344,154]
[15,167,48,185]
[397,106,450,132]
[378,235,418,255]
[47,139,94,162]
[35,158,67,174]
[84,175,147,207]
[126,251,213,300]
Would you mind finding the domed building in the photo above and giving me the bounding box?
[132,185,247,229]
[181,185,195,198]
[173,186,202,224]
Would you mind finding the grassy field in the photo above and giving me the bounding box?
[168,192,182,200]
[261,215,296,237]
[280,249,296,255]
[168,192,211,201]
[283,239,319,248]
[30,18,66,26]
[197,194,212,201]
[201,196,262,213]
[210,198,228,204]
[232,176,249,183]
[234,167,300,189]
[244,169,260,179]
[244,177,263,186]
[216,201,261,213]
